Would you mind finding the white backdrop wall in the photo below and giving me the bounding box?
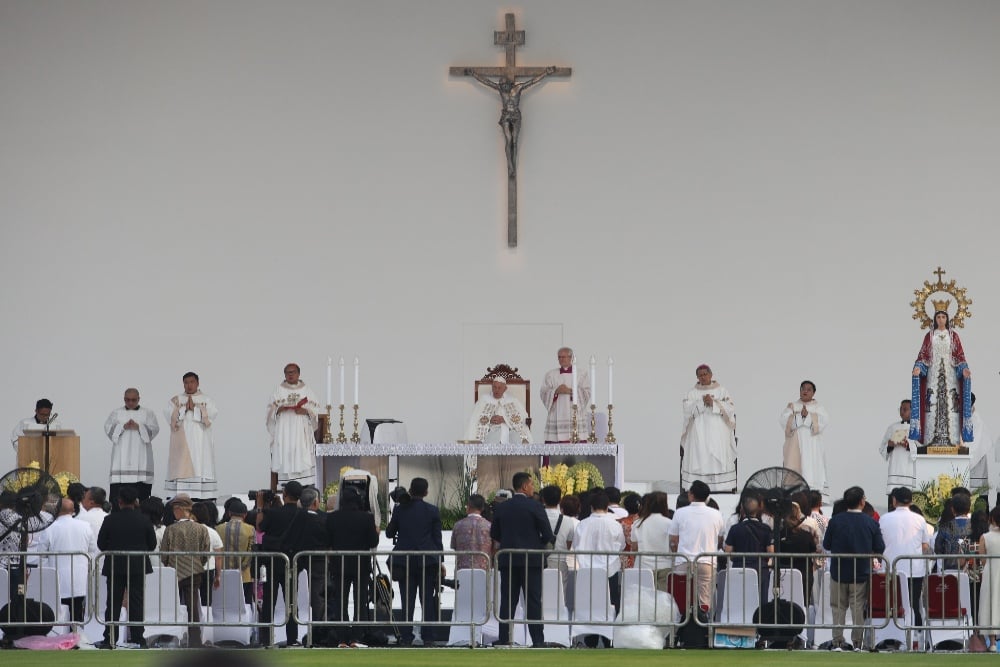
[2,1,999,508]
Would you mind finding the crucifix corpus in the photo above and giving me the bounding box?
[451,13,571,247]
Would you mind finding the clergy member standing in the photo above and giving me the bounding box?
[467,376,532,444]
[165,372,218,500]
[781,380,829,500]
[104,387,160,504]
[10,398,62,452]
[266,363,319,488]
[880,399,916,497]
[680,364,737,493]
[540,347,590,442]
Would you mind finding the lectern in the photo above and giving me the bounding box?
[17,431,80,477]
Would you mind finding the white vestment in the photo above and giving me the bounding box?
[466,394,532,443]
[266,380,319,486]
[880,420,917,494]
[540,367,591,442]
[10,416,64,452]
[968,411,992,492]
[165,391,218,496]
[680,381,737,492]
[781,400,829,499]
[104,406,160,485]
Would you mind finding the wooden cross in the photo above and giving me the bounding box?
[451,13,571,247]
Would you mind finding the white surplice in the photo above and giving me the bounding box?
[968,411,992,492]
[540,367,591,442]
[781,400,829,499]
[165,391,218,496]
[879,420,917,494]
[680,381,737,492]
[466,394,532,443]
[266,380,319,486]
[10,416,63,452]
[104,406,160,485]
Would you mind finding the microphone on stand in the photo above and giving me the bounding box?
[44,413,58,435]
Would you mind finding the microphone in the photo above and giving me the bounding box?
[47,412,59,424]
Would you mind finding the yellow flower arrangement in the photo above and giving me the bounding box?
[913,472,986,525]
[532,461,605,497]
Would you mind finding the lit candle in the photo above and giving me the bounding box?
[326,357,332,407]
[338,357,345,406]
[572,356,578,407]
[608,356,614,405]
[354,356,360,405]
[589,355,597,407]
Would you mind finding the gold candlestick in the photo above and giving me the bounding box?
[336,404,347,444]
[605,403,617,443]
[587,404,597,443]
[571,403,579,443]
[350,404,361,444]
[322,405,333,443]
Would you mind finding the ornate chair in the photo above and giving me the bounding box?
[474,363,532,428]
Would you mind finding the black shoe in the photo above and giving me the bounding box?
[93,641,114,650]
[285,639,302,648]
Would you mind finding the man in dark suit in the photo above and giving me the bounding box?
[95,485,156,648]
[326,485,380,647]
[490,471,554,647]
[280,486,331,647]
[385,477,444,646]
[256,480,302,647]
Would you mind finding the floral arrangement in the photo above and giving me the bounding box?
[532,461,605,497]
[912,472,986,525]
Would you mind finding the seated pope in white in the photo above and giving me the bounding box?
[466,376,532,444]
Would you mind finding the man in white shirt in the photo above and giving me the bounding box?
[10,398,62,452]
[466,376,531,443]
[104,387,160,504]
[878,486,930,628]
[668,480,725,609]
[572,490,627,616]
[36,497,97,624]
[78,486,109,539]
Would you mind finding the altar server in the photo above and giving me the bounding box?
[104,387,160,503]
[10,398,62,452]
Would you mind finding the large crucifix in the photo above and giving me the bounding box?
[451,13,571,247]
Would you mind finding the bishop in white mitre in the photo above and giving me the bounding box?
[165,371,218,498]
[540,347,591,442]
[104,387,160,499]
[880,399,917,494]
[680,364,737,493]
[466,376,532,444]
[266,363,319,487]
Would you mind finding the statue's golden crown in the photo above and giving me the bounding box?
[931,299,952,313]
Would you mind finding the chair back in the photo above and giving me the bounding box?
[25,566,60,610]
[869,572,903,620]
[210,569,248,622]
[718,567,760,625]
[666,572,689,617]
[926,573,964,619]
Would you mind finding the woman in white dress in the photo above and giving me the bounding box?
[977,506,1000,650]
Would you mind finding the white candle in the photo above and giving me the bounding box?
[590,355,597,407]
[572,356,578,407]
[608,356,614,405]
[326,357,332,407]
[338,357,345,406]
[354,356,360,405]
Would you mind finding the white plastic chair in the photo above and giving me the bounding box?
[767,567,807,641]
[571,567,613,644]
[208,569,253,645]
[142,565,188,643]
[447,568,490,646]
[718,567,760,625]
[25,566,71,634]
[542,567,571,647]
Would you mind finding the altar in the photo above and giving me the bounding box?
[316,442,623,509]
[914,453,972,489]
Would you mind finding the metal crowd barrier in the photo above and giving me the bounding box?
[292,549,491,647]
[94,550,290,648]
[0,550,95,632]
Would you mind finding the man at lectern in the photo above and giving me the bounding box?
[10,398,62,452]
[104,387,160,505]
